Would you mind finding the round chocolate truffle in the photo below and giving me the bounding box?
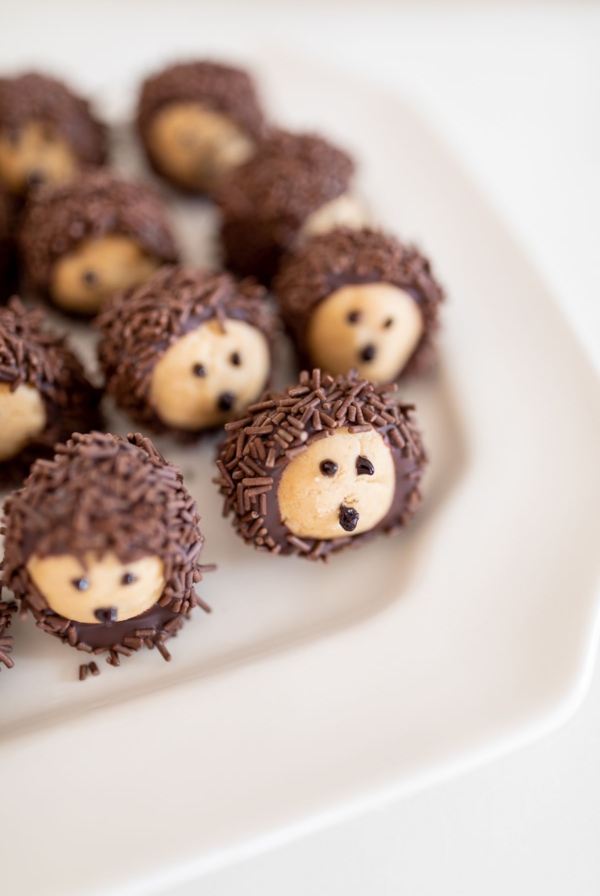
[0,72,107,197]
[215,368,427,560]
[274,228,445,381]
[0,599,16,671]
[137,60,267,194]
[215,130,367,284]
[96,265,276,436]
[2,431,211,668]
[0,298,102,487]
[18,170,179,316]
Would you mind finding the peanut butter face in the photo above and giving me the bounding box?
[0,382,46,461]
[0,121,78,195]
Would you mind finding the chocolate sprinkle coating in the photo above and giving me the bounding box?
[215,130,355,283]
[96,265,277,437]
[1,431,210,662]
[273,228,445,378]
[0,298,102,487]
[137,60,267,186]
[0,599,16,670]
[0,72,107,169]
[18,169,179,296]
[215,368,427,560]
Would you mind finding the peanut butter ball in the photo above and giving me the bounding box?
[216,369,427,560]
[2,432,212,670]
[19,170,178,316]
[274,228,445,382]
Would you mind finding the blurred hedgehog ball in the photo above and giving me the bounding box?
[0,599,16,671]
[215,130,368,284]
[19,170,178,316]
[0,298,101,487]
[216,369,427,560]
[137,60,267,194]
[2,432,210,667]
[96,266,276,435]
[274,228,445,382]
[0,186,12,300]
[0,72,107,198]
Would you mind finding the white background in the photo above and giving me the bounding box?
[1,2,599,894]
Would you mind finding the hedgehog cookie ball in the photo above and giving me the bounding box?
[216,370,427,560]
[137,61,267,193]
[19,170,178,315]
[0,298,101,486]
[97,265,275,435]
[2,432,211,668]
[215,131,368,284]
[0,72,107,196]
[274,228,445,381]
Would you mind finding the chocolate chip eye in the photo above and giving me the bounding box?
[121,572,136,586]
[230,351,242,366]
[6,128,20,148]
[356,455,375,476]
[40,124,55,143]
[192,363,206,377]
[320,460,338,476]
[71,577,90,591]
[82,269,98,287]
[347,310,361,324]
[383,318,394,329]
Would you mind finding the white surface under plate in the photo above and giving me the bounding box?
[2,53,600,896]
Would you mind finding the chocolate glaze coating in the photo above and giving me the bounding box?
[1,432,210,663]
[96,264,277,437]
[0,298,102,488]
[137,60,267,188]
[274,228,445,378]
[0,72,107,170]
[18,169,179,298]
[215,130,355,284]
[0,599,16,670]
[215,368,427,560]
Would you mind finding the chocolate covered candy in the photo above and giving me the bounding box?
[97,265,276,436]
[0,72,106,198]
[274,228,445,382]
[0,298,101,487]
[19,170,178,315]
[215,130,367,284]
[216,369,427,560]
[2,432,212,670]
[137,60,267,194]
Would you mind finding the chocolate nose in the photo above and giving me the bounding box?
[339,504,359,532]
[360,344,376,362]
[94,606,117,626]
[218,391,235,412]
[27,169,45,188]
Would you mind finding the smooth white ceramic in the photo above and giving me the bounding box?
[1,54,599,896]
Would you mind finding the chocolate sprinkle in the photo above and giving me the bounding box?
[1,431,210,664]
[96,265,277,436]
[0,72,107,173]
[215,369,427,560]
[273,227,446,378]
[215,130,355,284]
[137,60,267,190]
[18,169,179,298]
[0,297,102,487]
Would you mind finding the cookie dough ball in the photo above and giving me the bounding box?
[216,368,426,560]
[274,228,445,381]
[0,599,16,671]
[0,72,107,197]
[2,432,211,667]
[19,170,178,315]
[0,298,102,487]
[137,60,267,193]
[96,265,276,436]
[215,130,367,284]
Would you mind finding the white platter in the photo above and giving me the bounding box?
[2,53,600,896]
